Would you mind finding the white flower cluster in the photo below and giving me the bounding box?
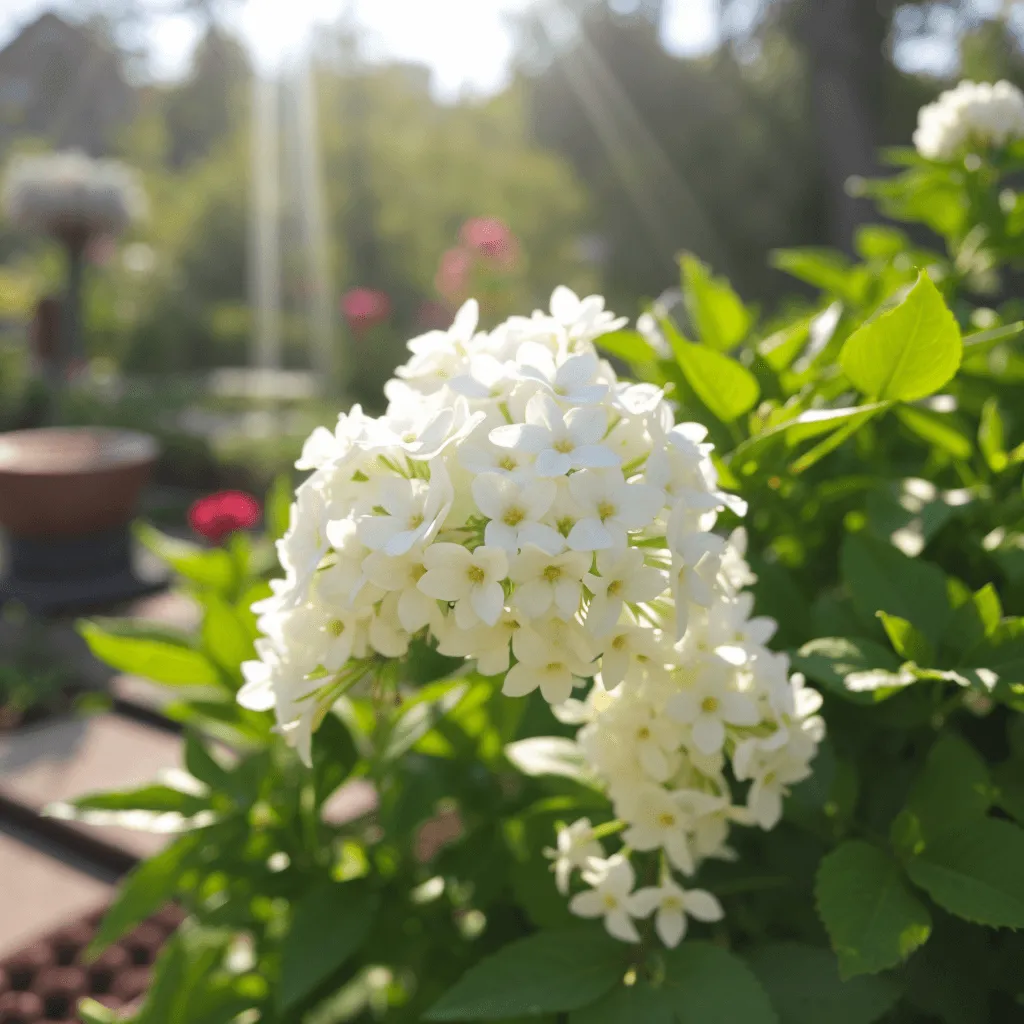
[238,288,823,947]
[914,79,1024,161]
[547,536,824,944]
[2,150,146,239]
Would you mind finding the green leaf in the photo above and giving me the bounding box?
[596,329,660,367]
[568,982,674,1023]
[89,832,203,956]
[680,253,753,351]
[815,841,932,979]
[278,881,379,1011]
[77,999,118,1024]
[945,584,1002,661]
[661,942,778,1023]
[993,760,1024,825]
[61,783,210,817]
[792,637,902,705]
[423,928,625,1021]
[135,522,236,591]
[673,341,760,423]
[200,594,253,678]
[790,409,886,474]
[312,711,358,806]
[905,819,1024,928]
[133,927,244,1024]
[840,533,949,648]
[382,682,469,762]
[839,274,962,401]
[978,397,1007,472]
[895,406,972,460]
[770,247,867,304]
[746,942,901,1024]
[730,404,889,474]
[757,319,810,372]
[78,621,221,688]
[184,733,234,793]
[899,735,991,850]
[961,320,1024,355]
[504,736,600,787]
[877,612,933,665]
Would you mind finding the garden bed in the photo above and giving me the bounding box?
[0,903,184,1022]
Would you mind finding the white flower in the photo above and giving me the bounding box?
[357,461,452,556]
[471,472,557,555]
[600,624,671,690]
[566,470,664,551]
[510,544,591,619]
[569,854,641,943]
[584,548,667,636]
[707,593,777,666]
[620,786,696,874]
[490,393,619,478]
[417,543,508,628]
[516,342,608,405]
[629,879,723,948]
[504,619,595,704]
[667,666,760,755]
[543,818,604,895]
[361,548,439,634]
[914,79,1024,161]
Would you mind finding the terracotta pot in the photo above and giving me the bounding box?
[0,428,158,538]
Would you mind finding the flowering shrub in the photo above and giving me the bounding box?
[68,82,1024,1024]
[239,289,824,940]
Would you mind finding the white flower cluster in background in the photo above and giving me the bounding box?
[239,288,823,947]
[2,149,146,239]
[914,79,1024,161]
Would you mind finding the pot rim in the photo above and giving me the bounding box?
[0,427,159,478]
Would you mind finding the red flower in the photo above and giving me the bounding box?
[188,491,261,544]
[340,287,391,332]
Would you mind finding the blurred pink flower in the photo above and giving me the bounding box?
[434,247,473,302]
[460,217,519,269]
[340,287,391,332]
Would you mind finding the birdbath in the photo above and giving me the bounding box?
[2,150,146,382]
[0,153,160,612]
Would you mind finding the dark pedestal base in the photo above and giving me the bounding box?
[0,526,167,615]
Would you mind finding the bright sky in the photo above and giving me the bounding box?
[0,0,722,99]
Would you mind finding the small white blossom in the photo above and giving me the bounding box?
[569,854,642,943]
[629,879,723,948]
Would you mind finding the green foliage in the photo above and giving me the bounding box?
[746,943,900,1024]
[838,274,962,402]
[279,882,379,1011]
[904,820,1024,929]
[423,928,625,1020]
[67,108,1024,1024]
[816,842,932,979]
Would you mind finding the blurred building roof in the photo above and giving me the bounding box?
[0,12,136,157]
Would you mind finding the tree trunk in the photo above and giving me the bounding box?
[794,0,889,251]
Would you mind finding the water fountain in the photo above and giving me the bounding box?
[242,0,341,425]
[0,152,160,612]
